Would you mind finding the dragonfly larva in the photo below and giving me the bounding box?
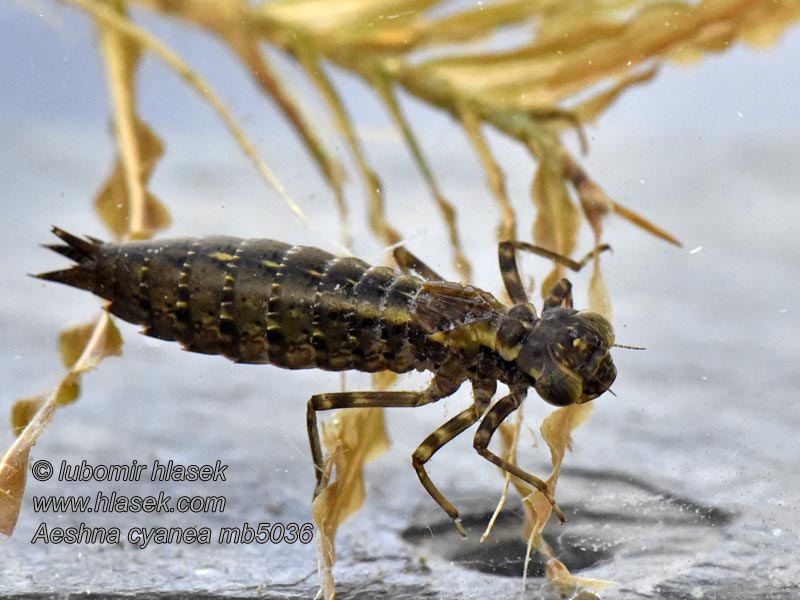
[38,227,617,533]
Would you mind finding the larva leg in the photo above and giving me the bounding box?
[543,278,574,310]
[498,240,611,304]
[497,242,529,304]
[411,395,491,536]
[307,372,462,498]
[473,393,566,523]
[393,246,444,281]
[308,391,432,497]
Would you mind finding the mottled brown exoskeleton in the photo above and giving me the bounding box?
[38,227,617,533]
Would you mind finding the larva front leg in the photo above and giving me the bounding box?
[497,240,612,304]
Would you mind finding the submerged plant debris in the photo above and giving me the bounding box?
[313,407,390,599]
[1,313,122,536]
[2,0,798,597]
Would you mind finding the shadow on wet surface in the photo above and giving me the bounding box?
[402,467,731,579]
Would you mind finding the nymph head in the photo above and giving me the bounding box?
[495,304,617,406]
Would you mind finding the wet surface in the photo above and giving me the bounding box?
[403,467,731,579]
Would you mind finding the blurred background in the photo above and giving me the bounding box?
[1,2,799,598]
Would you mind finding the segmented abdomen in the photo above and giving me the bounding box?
[50,235,440,373]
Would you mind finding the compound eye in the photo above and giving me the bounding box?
[572,330,603,353]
